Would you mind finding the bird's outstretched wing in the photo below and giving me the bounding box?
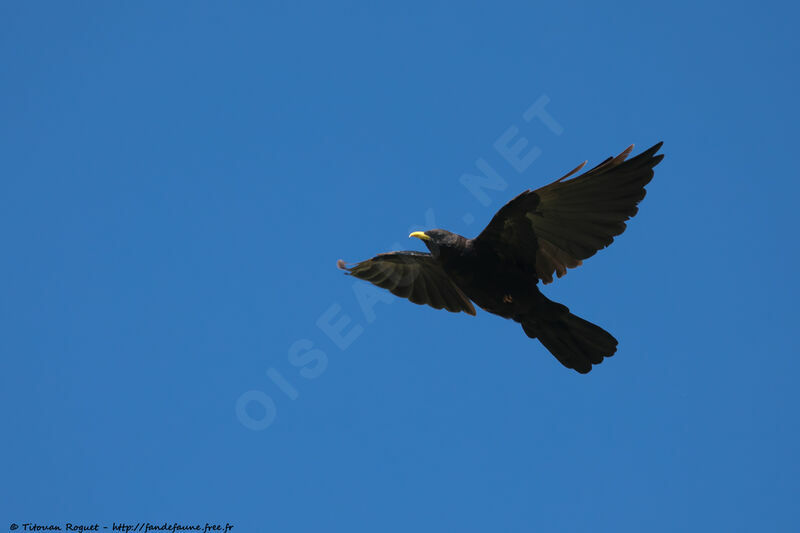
[337,251,476,315]
[474,142,664,283]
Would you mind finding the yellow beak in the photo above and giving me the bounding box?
[409,231,431,242]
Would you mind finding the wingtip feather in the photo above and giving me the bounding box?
[557,160,588,182]
[610,144,634,165]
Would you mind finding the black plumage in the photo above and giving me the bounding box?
[338,143,664,373]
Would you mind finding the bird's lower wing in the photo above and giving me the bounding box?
[337,251,476,315]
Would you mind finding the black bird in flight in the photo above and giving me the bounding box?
[338,143,664,373]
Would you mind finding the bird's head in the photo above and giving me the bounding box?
[409,229,464,258]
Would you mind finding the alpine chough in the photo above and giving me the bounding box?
[338,143,664,373]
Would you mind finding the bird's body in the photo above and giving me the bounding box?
[338,143,664,373]
[431,236,536,319]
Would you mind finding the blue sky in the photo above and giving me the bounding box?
[2,2,798,531]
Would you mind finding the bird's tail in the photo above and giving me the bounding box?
[518,299,618,374]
